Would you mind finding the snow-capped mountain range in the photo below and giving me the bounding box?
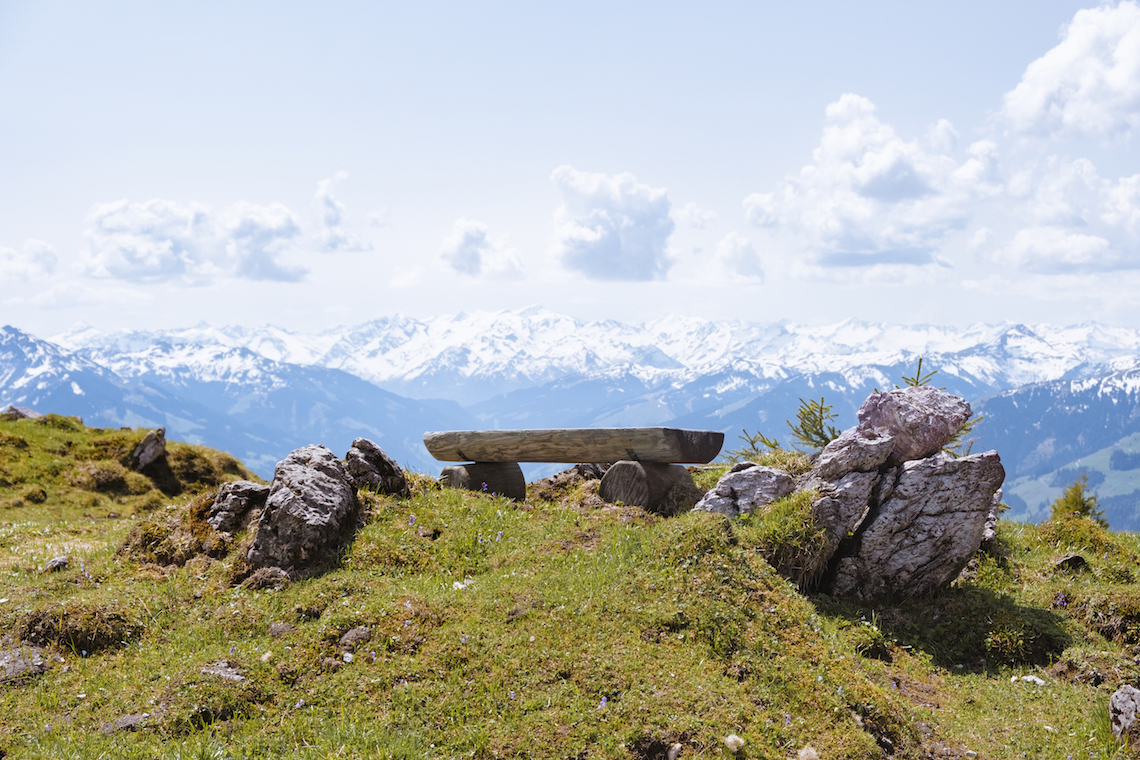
[6,306,1140,526]
[52,307,1140,403]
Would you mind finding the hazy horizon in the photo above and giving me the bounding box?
[4,1,1140,335]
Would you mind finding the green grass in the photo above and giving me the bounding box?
[4,419,1140,758]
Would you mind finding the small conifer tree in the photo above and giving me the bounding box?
[787,397,841,451]
[1048,473,1108,527]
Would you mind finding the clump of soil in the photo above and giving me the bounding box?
[18,601,143,653]
[528,464,609,504]
[160,664,271,735]
[118,491,232,567]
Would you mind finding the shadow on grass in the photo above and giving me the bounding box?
[811,585,1072,672]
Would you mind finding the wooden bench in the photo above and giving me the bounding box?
[422,427,724,510]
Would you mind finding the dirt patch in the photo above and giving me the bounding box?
[549,530,600,553]
[1046,649,1140,686]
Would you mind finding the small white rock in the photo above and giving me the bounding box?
[798,746,820,760]
[667,742,682,760]
[723,734,745,752]
[965,752,978,759]
[342,652,353,663]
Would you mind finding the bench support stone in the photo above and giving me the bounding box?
[439,462,526,501]
[599,461,698,515]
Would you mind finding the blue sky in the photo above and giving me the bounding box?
[3,0,1139,334]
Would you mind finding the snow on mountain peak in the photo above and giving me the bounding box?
[45,308,1140,404]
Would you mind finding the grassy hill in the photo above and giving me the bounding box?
[1,416,1140,758]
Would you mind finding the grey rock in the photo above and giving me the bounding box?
[829,451,1005,599]
[811,429,895,481]
[247,445,360,576]
[268,622,294,638]
[200,660,244,681]
[345,438,410,496]
[1111,684,1140,739]
[339,626,372,651]
[982,488,1002,545]
[692,465,796,517]
[1054,554,1089,572]
[40,555,69,573]
[855,386,972,467]
[0,645,47,683]
[102,713,147,733]
[1,404,40,420]
[207,480,271,534]
[803,471,879,557]
[129,428,167,471]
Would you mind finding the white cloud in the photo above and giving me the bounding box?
[1003,1,1140,140]
[1007,156,1101,227]
[84,198,304,283]
[715,233,763,279]
[743,94,996,268]
[85,199,219,283]
[984,156,1140,273]
[439,218,522,278]
[992,227,1115,273]
[224,203,306,282]
[674,202,717,229]
[315,172,372,251]
[551,165,675,281]
[0,239,58,280]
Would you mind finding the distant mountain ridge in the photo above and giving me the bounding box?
[53,308,1140,404]
[7,309,1140,526]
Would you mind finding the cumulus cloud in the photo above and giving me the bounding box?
[982,154,1140,272]
[551,166,675,280]
[315,172,372,251]
[0,239,58,280]
[1003,2,1140,140]
[715,233,763,279]
[743,94,997,268]
[674,202,718,229]
[439,218,521,278]
[85,198,304,283]
[224,203,306,282]
[992,227,1115,273]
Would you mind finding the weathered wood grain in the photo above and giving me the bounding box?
[438,462,526,501]
[423,427,724,464]
[598,461,700,515]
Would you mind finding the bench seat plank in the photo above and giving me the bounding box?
[423,427,724,464]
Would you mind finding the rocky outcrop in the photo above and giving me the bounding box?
[692,463,796,517]
[206,480,271,534]
[246,445,360,577]
[829,452,1005,598]
[855,386,971,467]
[693,386,1005,599]
[1,404,40,420]
[345,438,409,496]
[129,428,167,471]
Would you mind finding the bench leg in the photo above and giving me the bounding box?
[599,461,700,515]
[439,462,526,501]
